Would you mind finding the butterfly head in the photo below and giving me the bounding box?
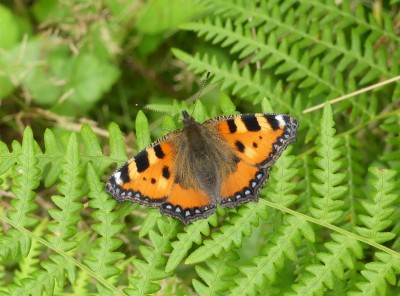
[182,110,198,127]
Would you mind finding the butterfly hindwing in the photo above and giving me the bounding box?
[106,140,176,207]
[220,161,270,207]
[160,183,216,225]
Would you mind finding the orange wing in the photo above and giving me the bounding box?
[160,183,215,225]
[106,139,176,207]
[205,113,298,207]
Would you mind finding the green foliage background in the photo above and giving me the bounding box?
[1,0,400,295]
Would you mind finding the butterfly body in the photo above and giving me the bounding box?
[174,111,239,203]
[106,111,298,225]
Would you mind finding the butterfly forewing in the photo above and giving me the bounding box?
[206,113,298,207]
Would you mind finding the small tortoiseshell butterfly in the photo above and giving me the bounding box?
[106,106,298,225]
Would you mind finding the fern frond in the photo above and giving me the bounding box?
[347,88,379,124]
[7,132,85,295]
[14,219,47,283]
[186,202,268,264]
[107,122,128,165]
[0,127,40,259]
[264,147,298,207]
[139,210,162,238]
[297,156,313,213]
[9,127,40,228]
[292,0,400,44]
[180,0,399,127]
[172,49,274,103]
[85,164,125,285]
[135,110,151,151]
[7,254,75,296]
[47,132,84,251]
[124,220,179,295]
[229,148,311,294]
[293,240,318,282]
[289,233,363,295]
[182,18,343,98]
[40,129,63,187]
[290,1,398,86]
[348,252,400,296]
[342,134,364,229]
[81,124,112,174]
[0,140,15,175]
[355,167,398,243]
[0,228,30,259]
[310,103,346,223]
[192,100,210,122]
[219,93,238,114]
[230,215,314,295]
[260,143,298,235]
[194,0,394,81]
[193,251,239,295]
[166,215,218,273]
[71,268,91,296]
[380,115,400,170]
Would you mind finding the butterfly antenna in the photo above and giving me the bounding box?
[191,71,211,117]
[135,104,174,119]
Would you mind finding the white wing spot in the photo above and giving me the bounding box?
[114,172,122,184]
[275,115,286,127]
